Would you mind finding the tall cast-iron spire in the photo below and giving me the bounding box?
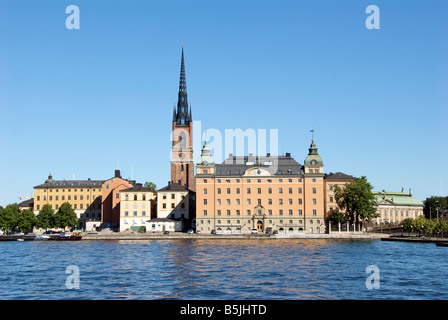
[175,46,190,126]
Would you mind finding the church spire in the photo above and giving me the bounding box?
[174,45,190,126]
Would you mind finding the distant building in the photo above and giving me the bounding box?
[374,188,424,224]
[195,139,327,234]
[157,182,195,223]
[33,174,103,228]
[119,183,157,232]
[324,172,356,220]
[101,170,135,229]
[18,198,34,212]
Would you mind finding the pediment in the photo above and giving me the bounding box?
[243,167,274,177]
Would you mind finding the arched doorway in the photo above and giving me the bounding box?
[257,220,263,233]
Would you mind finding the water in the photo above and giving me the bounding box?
[1,239,447,300]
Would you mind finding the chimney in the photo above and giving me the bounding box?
[286,152,291,157]
[115,170,121,178]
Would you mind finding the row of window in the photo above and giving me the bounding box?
[206,198,318,205]
[212,169,320,175]
[35,203,101,210]
[201,209,319,216]
[161,202,186,210]
[37,195,99,201]
[378,209,421,217]
[36,188,101,193]
[205,187,319,195]
[199,219,322,225]
[202,178,320,184]
[124,211,148,216]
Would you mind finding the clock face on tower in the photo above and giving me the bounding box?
[311,160,317,165]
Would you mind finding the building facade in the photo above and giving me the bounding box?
[171,47,195,191]
[324,172,356,220]
[33,174,103,227]
[101,170,135,229]
[195,139,327,234]
[157,182,195,222]
[119,183,157,232]
[374,188,424,224]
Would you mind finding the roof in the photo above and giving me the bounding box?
[18,198,34,207]
[121,184,156,193]
[157,182,192,192]
[215,153,302,176]
[374,190,423,207]
[34,179,104,189]
[325,172,356,180]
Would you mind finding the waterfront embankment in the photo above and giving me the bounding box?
[81,232,389,241]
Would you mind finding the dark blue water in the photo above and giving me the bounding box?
[1,239,447,300]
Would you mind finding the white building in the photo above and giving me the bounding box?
[374,188,424,224]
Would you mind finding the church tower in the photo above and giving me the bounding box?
[171,46,195,191]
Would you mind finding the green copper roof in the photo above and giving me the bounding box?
[374,190,423,206]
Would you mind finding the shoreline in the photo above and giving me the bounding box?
[81,232,389,241]
[0,232,389,241]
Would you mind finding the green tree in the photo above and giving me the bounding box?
[424,196,448,219]
[17,209,37,232]
[55,202,78,230]
[329,210,347,225]
[144,181,157,191]
[36,204,55,231]
[334,176,378,225]
[402,218,414,234]
[0,203,19,233]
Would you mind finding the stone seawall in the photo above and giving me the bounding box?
[82,232,389,241]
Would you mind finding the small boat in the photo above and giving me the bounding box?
[33,233,51,241]
[16,238,24,242]
[55,231,82,241]
[436,242,448,247]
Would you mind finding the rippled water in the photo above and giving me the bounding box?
[1,239,447,300]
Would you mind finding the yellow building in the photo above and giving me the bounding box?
[195,139,326,234]
[33,174,103,228]
[119,183,157,232]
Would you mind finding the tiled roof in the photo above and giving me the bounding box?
[34,179,104,189]
[215,154,302,176]
[157,182,191,192]
[324,172,355,180]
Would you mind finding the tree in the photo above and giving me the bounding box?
[0,203,19,233]
[36,204,55,231]
[334,176,378,225]
[17,209,37,232]
[55,202,78,230]
[329,210,347,225]
[424,196,448,219]
[402,218,414,235]
[144,182,157,191]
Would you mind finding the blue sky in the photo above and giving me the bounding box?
[0,0,447,206]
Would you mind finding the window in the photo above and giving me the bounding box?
[279,199,283,205]
[289,188,292,194]
[163,194,167,199]
[299,209,303,215]
[236,210,240,216]
[236,199,240,205]
[142,195,146,201]
[163,203,166,209]
[258,188,261,194]
[330,196,333,202]
[203,199,207,205]
[298,188,302,194]
[125,211,129,216]
[217,210,221,216]
[289,199,293,205]
[247,199,251,205]
[313,210,317,215]
[268,199,272,205]
[247,210,251,215]
[226,199,231,205]
[279,188,283,194]
[142,211,146,216]
[247,188,251,194]
[268,188,272,194]
[106,185,109,190]
[49,196,52,201]
[298,198,302,205]
[227,188,230,194]
[312,188,316,194]
[217,188,221,194]
[268,209,272,215]
[313,198,317,205]
[279,209,283,215]
[289,209,293,215]
[329,185,333,190]
[204,188,207,195]
[227,210,230,216]
[171,194,175,199]
[171,203,175,209]
[236,188,240,194]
